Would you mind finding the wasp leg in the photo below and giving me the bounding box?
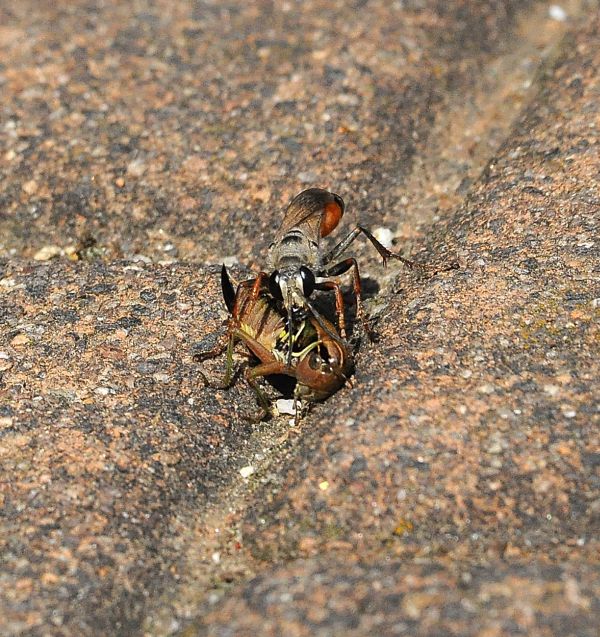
[320,257,373,339]
[323,225,414,269]
[302,296,348,349]
[313,279,348,339]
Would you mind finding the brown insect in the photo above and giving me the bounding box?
[240,188,414,363]
[195,265,354,419]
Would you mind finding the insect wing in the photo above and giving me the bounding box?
[274,188,344,243]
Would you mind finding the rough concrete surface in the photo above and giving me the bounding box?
[190,10,600,636]
[0,1,598,636]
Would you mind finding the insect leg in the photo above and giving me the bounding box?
[357,225,414,268]
[302,296,348,348]
[323,225,414,269]
[322,257,372,336]
[322,226,362,264]
[236,271,269,317]
[229,330,290,419]
[285,287,295,367]
[193,328,230,363]
[223,332,235,387]
[246,360,295,421]
[292,387,309,425]
[244,373,273,421]
[232,327,276,364]
[193,327,237,389]
[313,279,347,339]
[247,359,292,380]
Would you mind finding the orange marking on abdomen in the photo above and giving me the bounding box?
[320,201,343,237]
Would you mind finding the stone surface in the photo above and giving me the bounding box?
[1,0,559,264]
[0,261,249,634]
[193,560,599,637]
[184,8,600,637]
[0,1,598,636]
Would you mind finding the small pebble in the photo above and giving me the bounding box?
[548,5,567,21]
[297,171,317,184]
[22,179,38,195]
[126,160,146,177]
[221,255,239,267]
[373,227,394,248]
[33,245,62,261]
[0,416,14,429]
[275,399,296,416]
[11,334,30,347]
[486,442,503,455]
[336,93,359,106]
[239,465,255,478]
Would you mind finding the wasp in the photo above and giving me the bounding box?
[195,265,354,419]
[241,188,415,364]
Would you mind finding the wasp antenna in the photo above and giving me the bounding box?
[286,289,295,367]
[220,264,236,313]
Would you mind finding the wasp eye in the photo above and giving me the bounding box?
[299,266,316,296]
[268,270,283,301]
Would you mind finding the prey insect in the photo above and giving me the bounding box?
[242,188,414,364]
[195,265,354,420]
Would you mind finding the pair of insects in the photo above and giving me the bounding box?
[197,187,414,419]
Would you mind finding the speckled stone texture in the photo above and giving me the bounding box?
[186,9,600,637]
[189,561,599,637]
[1,0,555,264]
[1,0,598,636]
[0,261,254,634]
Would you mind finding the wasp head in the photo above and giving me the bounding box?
[268,266,315,313]
[269,266,316,366]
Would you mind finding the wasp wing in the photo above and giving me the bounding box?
[273,188,343,243]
